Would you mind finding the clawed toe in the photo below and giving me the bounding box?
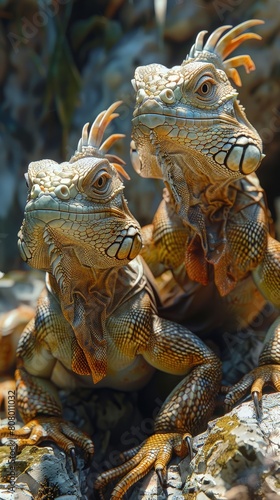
[95,432,190,499]
[70,448,77,471]
[224,364,280,418]
[183,434,193,460]
[156,467,168,488]
[252,391,262,419]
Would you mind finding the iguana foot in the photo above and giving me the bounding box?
[0,416,94,465]
[94,432,190,500]
[223,365,280,418]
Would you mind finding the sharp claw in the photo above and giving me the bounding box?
[156,468,168,488]
[70,448,77,471]
[252,391,262,420]
[185,435,194,461]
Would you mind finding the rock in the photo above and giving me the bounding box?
[131,393,280,499]
[0,445,82,500]
[133,461,185,499]
[183,393,280,499]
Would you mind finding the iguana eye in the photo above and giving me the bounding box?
[195,76,216,98]
[199,82,211,95]
[92,170,111,191]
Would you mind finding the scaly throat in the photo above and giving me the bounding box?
[44,227,120,384]
[45,226,146,383]
[152,139,237,234]
[152,142,244,295]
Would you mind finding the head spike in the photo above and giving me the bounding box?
[224,67,242,87]
[105,154,126,165]
[224,54,255,75]
[192,19,264,86]
[203,25,232,52]
[87,110,107,147]
[219,33,262,60]
[96,101,123,146]
[111,163,130,180]
[99,134,126,154]
[215,19,264,59]
[70,101,128,179]
[77,138,82,152]
[194,30,208,52]
[88,113,119,148]
[81,123,89,146]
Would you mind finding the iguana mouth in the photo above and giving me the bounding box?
[132,112,242,129]
[26,207,129,220]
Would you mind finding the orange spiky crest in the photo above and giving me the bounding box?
[70,101,130,180]
[187,19,264,86]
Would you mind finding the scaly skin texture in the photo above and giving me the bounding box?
[0,102,221,498]
[131,20,280,413]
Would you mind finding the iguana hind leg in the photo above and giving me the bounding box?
[95,313,222,498]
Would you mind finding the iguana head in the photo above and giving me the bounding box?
[131,20,264,187]
[18,102,142,273]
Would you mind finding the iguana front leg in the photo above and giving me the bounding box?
[8,366,94,457]
[95,313,221,499]
[0,299,94,458]
[224,235,280,415]
[224,315,280,417]
[253,235,280,308]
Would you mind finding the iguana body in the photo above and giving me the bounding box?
[0,103,221,499]
[130,19,280,412]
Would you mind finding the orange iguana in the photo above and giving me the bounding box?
[0,102,221,499]
[130,19,280,418]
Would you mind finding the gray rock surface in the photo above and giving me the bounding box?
[128,393,280,499]
[0,444,83,500]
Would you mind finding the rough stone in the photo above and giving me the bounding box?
[183,393,280,499]
[0,445,82,500]
[125,393,280,499]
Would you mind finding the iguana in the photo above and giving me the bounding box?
[130,19,280,417]
[0,102,221,499]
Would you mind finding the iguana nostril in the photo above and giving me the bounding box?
[159,88,175,104]
[30,184,41,199]
[136,89,146,104]
[54,185,70,200]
